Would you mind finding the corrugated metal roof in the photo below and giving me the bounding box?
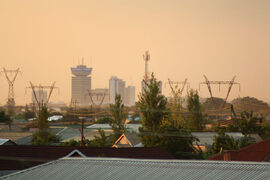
[192,132,247,146]
[3,158,270,180]
[0,139,10,146]
[209,138,270,162]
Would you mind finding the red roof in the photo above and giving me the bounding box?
[0,146,174,170]
[209,138,270,162]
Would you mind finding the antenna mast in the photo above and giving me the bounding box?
[143,51,150,81]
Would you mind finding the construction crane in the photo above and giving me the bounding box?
[199,75,240,106]
[1,68,21,109]
[166,78,190,97]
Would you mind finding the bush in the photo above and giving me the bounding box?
[32,130,60,145]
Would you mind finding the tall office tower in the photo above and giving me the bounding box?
[71,59,92,106]
[124,86,135,106]
[109,76,126,104]
[32,89,47,104]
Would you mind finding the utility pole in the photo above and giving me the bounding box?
[70,99,85,146]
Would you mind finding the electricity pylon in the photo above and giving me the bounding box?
[26,82,59,110]
[199,75,240,106]
[1,68,21,114]
[166,78,190,97]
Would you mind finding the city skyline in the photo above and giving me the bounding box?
[0,0,269,105]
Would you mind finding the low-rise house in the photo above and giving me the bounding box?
[0,139,16,146]
[0,145,173,177]
[192,132,262,152]
[209,138,270,162]
[113,132,143,148]
[3,157,270,179]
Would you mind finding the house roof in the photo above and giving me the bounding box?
[0,146,174,170]
[209,138,270,162]
[3,157,270,180]
[191,132,261,146]
[0,139,16,146]
[86,124,141,133]
[114,133,141,148]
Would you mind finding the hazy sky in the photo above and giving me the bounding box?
[0,0,269,105]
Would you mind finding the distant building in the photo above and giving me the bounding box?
[71,60,92,107]
[109,76,135,106]
[109,76,126,104]
[124,86,135,106]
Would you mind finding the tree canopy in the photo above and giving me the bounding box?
[137,74,196,159]
[186,89,205,131]
[109,94,126,142]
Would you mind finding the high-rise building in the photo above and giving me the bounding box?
[109,76,135,106]
[71,60,92,106]
[124,86,135,106]
[109,76,126,104]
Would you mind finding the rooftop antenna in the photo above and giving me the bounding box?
[82,56,84,65]
[143,51,150,81]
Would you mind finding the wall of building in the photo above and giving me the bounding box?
[71,64,92,107]
[109,76,126,104]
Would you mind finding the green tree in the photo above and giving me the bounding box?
[0,110,12,131]
[187,89,205,131]
[138,74,196,158]
[159,117,197,159]
[227,110,263,136]
[210,128,255,154]
[24,105,36,120]
[32,104,59,145]
[32,131,60,145]
[60,139,80,146]
[96,117,113,124]
[168,84,185,128]
[37,105,49,130]
[137,74,168,146]
[91,128,111,147]
[110,95,126,142]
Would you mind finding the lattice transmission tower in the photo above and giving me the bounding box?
[26,82,59,110]
[199,75,241,107]
[166,78,190,98]
[87,90,108,107]
[1,68,21,108]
